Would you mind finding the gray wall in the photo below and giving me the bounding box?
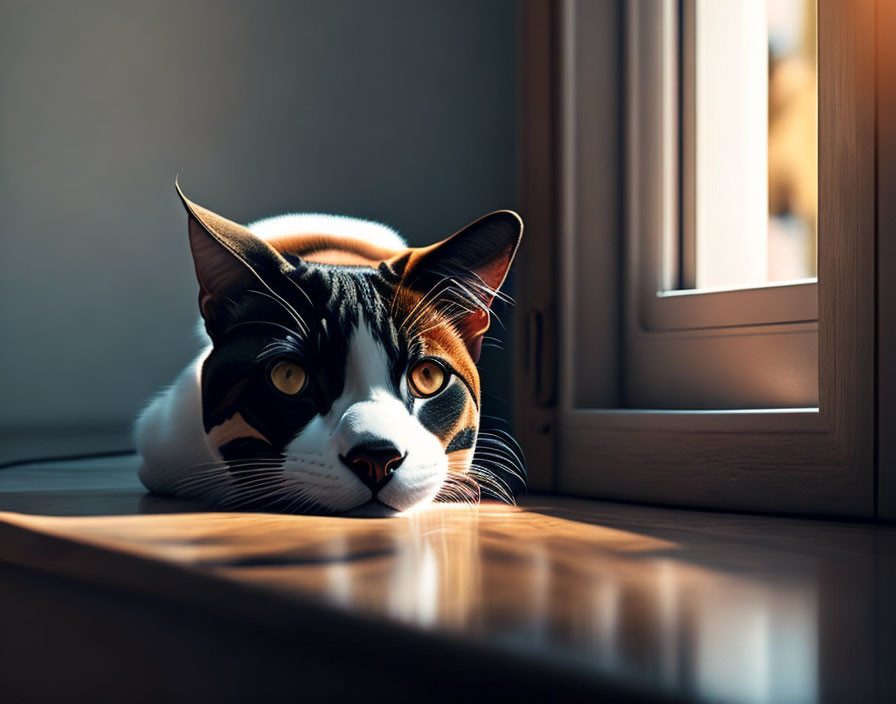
[0,0,516,454]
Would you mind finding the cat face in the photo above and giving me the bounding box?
[179,186,522,514]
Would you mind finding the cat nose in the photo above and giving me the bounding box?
[340,442,405,493]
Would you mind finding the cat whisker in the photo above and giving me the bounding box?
[281,275,316,311]
[244,289,308,335]
[470,460,526,487]
[166,460,285,494]
[166,460,282,483]
[256,336,307,363]
[225,320,298,339]
[397,277,450,331]
[214,478,298,510]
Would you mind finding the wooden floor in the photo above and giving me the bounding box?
[0,456,894,703]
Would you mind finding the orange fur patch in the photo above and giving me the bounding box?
[266,234,399,267]
[207,412,270,450]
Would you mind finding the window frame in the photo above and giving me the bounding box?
[652,0,819,329]
[628,0,819,409]
[879,0,896,521]
[515,0,876,516]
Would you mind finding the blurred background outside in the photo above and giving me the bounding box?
[767,0,817,281]
[691,0,816,289]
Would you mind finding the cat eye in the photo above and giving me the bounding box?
[408,359,449,398]
[269,361,307,396]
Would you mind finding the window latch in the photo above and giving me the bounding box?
[526,306,556,407]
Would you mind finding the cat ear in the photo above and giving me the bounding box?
[395,210,523,362]
[175,180,293,332]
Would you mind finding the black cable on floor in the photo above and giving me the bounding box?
[0,449,137,472]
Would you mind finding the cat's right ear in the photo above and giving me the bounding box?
[175,180,293,333]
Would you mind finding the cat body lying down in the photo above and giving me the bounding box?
[136,184,523,514]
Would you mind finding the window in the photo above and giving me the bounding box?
[631,0,817,409]
[515,0,876,515]
[683,0,818,290]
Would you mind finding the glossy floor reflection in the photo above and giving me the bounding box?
[2,467,894,704]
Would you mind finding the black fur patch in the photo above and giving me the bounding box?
[417,382,468,441]
[201,260,420,463]
[446,427,477,453]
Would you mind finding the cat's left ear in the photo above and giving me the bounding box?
[394,210,523,362]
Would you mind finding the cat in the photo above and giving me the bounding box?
[135,182,525,515]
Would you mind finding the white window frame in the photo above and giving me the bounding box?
[514,0,876,516]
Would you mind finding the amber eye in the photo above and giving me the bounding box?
[408,359,448,398]
[269,361,307,396]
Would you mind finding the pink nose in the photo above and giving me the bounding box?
[340,443,405,492]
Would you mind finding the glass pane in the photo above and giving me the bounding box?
[688,0,817,289]
[767,0,817,281]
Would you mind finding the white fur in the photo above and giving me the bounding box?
[247,213,406,250]
[279,321,447,512]
[135,348,216,498]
